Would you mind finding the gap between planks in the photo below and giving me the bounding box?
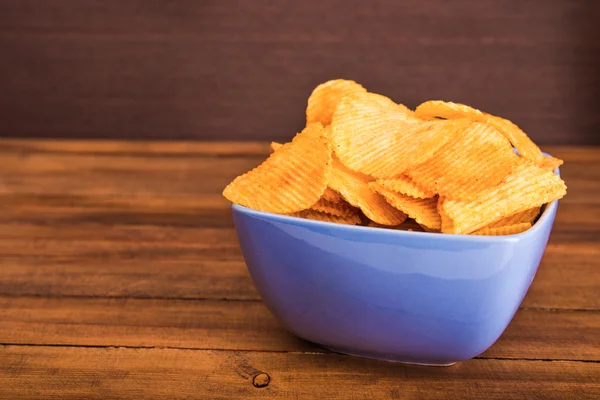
[0,343,598,364]
[0,293,598,313]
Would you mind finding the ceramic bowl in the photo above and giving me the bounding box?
[231,196,558,366]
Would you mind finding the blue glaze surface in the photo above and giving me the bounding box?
[232,197,558,365]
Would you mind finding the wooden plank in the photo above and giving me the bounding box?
[0,139,270,157]
[0,297,598,362]
[0,346,598,400]
[0,144,598,205]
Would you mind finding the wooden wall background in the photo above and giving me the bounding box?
[0,0,598,145]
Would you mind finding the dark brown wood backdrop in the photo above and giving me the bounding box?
[0,0,598,145]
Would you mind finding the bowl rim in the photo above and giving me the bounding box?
[231,158,560,243]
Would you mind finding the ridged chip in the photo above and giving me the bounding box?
[328,156,407,225]
[332,93,471,178]
[485,114,545,164]
[270,141,284,152]
[488,207,541,228]
[370,183,441,230]
[441,159,567,234]
[322,188,342,203]
[406,122,519,200]
[376,175,436,199]
[310,198,358,218]
[437,197,454,234]
[473,223,532,236]
[223,124,332,214]
[415,100,552,167]
[306,79,367,126]
[415,100,486,121]
[537,155,564,172]
[295,209,362,225]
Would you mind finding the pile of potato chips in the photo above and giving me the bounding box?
[223,79,567,235]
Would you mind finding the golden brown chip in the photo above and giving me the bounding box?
[322,188,342,203]
[406,122,519,200]
[223,124,332,214]
[537,155,564,172]
[437,197,454,234]
[473,223,532,236]
[375,174,435,199]
[295,209,361,225]
[328,156,407,225]
[415,100,486,121]
[306,79,367,126]
[488,207,541,228]
[484,114,544,164]
[310,198,358,218]
[270,141,284,153]
[415,100,547,165]
[370,183,441,230]
[441,159,567,234]
[332,93,471,178]
[366,219,426,232]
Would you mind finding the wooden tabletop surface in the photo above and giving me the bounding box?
[0,139,599,399]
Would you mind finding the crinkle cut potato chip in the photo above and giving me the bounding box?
[306,79,367,126]
[537,155,564,172]
[415,100,562,168]
[406,122,519,200]
[328,156,407,225]
[415,100,487,122]
[270,141,284,152]
[294,209,362,225]
[474,223,532,236]
[310,198,358,218]
[376,175,435,199]
[332,93,471,178]
[484,114,546,164]
[370,183,441,230]
[437,197,454,233]
[223,123,332,214]
[225,79,566,233]
[322,188,342,203]
[442,159,567,234]
[488,207,541,228]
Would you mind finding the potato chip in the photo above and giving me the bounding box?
[306,79,367,126]
[415,100,486,122]
[375,174,435,199]
[488,206,541,228]
[332,94,471,178]
[537,155,564,172]
[437,197,454,234]
[442,159,567,234]
[484,114,545,164]
[415,100,552,167]
[322,188,342,203]
[473,223,532,236]
[367,219,426,232]
[310,198,358,218]
[371,183,441,230]
[295,209,362,225]
[406,122,519,200]
[328,156,407,225]
[223,124,332,214]
[270,141,283,152]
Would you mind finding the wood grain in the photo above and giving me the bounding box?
[0,297,598,362]
[0,140,599,398]
[1,346,598,400]
[0,1,599,144]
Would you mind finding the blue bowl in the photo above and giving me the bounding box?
[232,197,558,366]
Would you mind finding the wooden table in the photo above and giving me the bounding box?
[0,140,598,399]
